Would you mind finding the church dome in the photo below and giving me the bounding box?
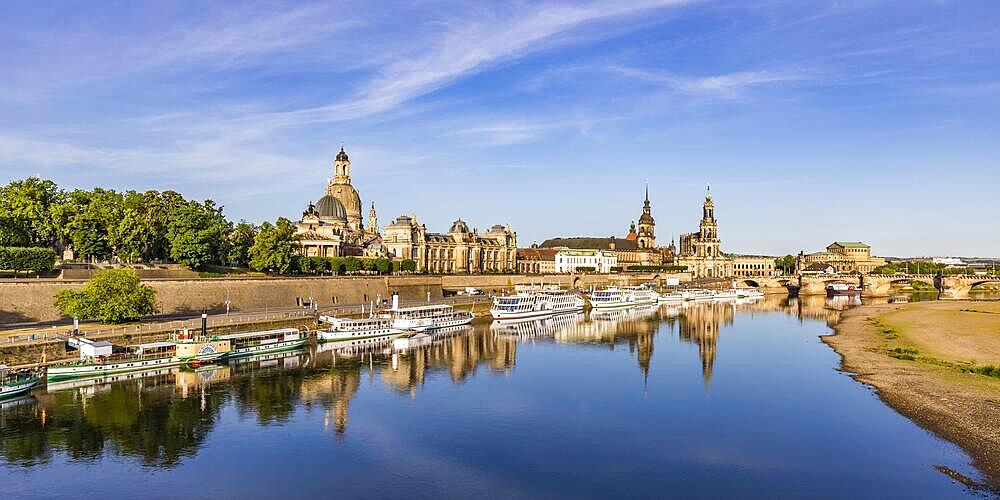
[639,212,655,224]
[336,146,349,162]
[316,195,347,221]
[449,219,470,234]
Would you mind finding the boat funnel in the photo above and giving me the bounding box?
[391,292,400,311]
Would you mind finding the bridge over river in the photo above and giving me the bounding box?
[731,274,1000,299]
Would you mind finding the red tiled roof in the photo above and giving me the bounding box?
[517,248,558,261]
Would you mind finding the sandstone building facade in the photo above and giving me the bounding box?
[675,187,734,279]
[296,147,381,257]
[383,216,517,274]
[801,242,885,274]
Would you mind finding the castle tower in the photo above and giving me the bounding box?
[636,183,656,249]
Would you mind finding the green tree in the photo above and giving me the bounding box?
[249,218,300,274]
[343,256,362,273]
[775,255,797,275]
[50,189,90,251]
[0,177,62,247]
[54,269,158,323]
[166,200,230,269]
[227,221,257,267]
[70,210,111,261]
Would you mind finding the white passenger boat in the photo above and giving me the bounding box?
[589,286,659,309]
[683,289,716,301]
[383,294,473,331]
[318,316,402,342]
[491,293,554,320]
[387,304,474,331]
[657,291,685,303]
[713,289,739,300]
[216,328,308,359]
[490,289,584,321]
[48,341,183,381]
[542,289,586,313]
[735,288,765,298]
[1,365,40,400]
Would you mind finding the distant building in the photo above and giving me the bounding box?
[732,255,779,278]
[382,216,517,274]
[675,186,734,279]
[801,242,886,274]
[517,248,558,274]
[932,257,965,266]
[555,249,617,273]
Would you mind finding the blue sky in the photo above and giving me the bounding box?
[1,0,998,257]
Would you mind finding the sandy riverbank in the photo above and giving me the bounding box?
[825,300,1000,489]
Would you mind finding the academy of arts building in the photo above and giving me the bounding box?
[294,147,517,273]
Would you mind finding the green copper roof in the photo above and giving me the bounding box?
[833,241,869,248]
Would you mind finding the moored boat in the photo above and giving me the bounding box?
[491,293,554,320]
[318,316,402,342]
[1,365,40,400]
[48,341,183,381]
[827,283,862,296]
[713,289,739,300]
[216,328,308,359]
[491,289,584,321]
[658,291,685,303]
[682,289,715,301]
[589,286,658,309]
[541,289,586,313]
[735,287,765,298]
[386,304,474,331]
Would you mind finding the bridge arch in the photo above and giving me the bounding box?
[735,279,761,288]
[970,280,1000,291]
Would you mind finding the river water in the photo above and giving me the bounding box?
[0,296,992,499]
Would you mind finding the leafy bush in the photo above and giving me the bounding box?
[0,246,56,273]
[54,269,157,323]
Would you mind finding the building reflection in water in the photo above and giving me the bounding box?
[1,293,887,466]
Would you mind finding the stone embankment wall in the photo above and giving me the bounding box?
[0,272,679,323]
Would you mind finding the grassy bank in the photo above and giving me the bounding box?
[825,301,1000,490]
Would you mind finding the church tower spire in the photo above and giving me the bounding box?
[369,201,379,236]
[637,183,655,249]
[333,145,351,184]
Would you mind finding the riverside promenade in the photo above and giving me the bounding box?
[0,295,492,367]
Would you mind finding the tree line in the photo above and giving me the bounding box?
[0,177,418,276]
[0,177,252,269]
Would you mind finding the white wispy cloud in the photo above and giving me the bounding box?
[609,66,808,98]
[232,0,695,129]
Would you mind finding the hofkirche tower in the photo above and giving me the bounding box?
[326,146,364,232]
[636,183,656,249]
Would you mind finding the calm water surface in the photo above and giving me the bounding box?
[0,296,992,499]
